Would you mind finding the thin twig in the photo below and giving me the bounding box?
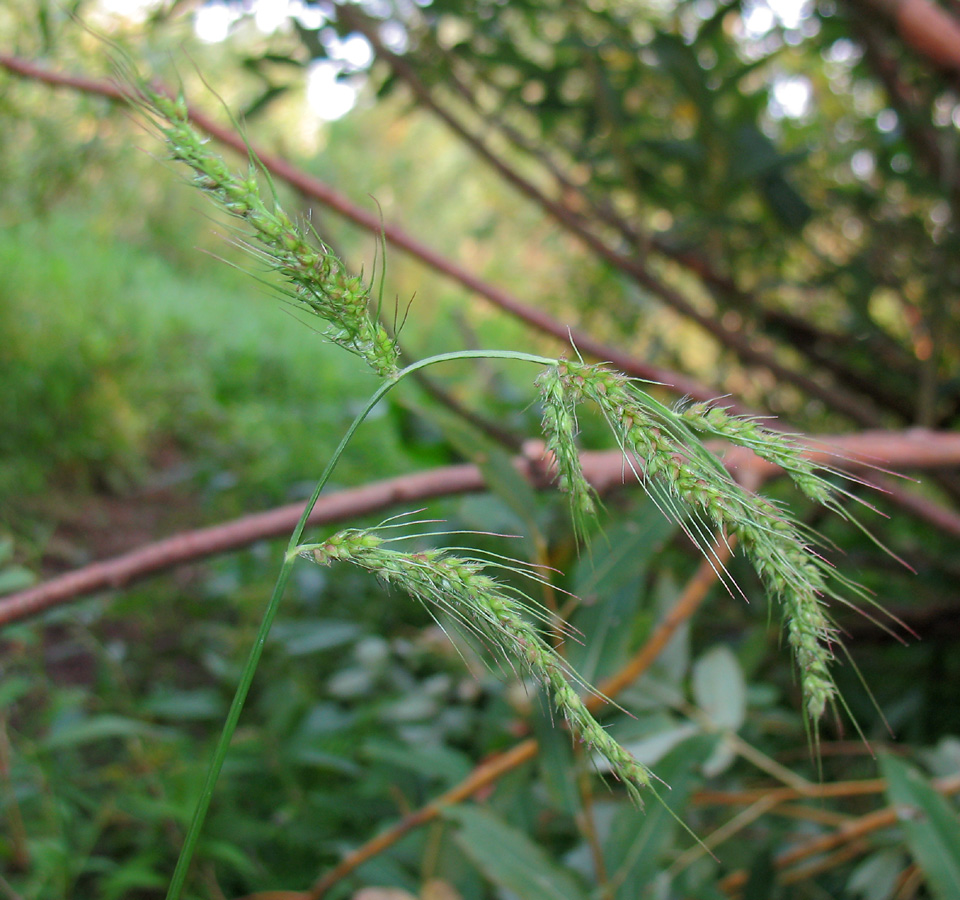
[693,777,889,807]
[716,773,960,894]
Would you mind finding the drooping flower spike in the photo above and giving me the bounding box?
[123,75,400,379]
[537,359,894,724]
[300,526,653,804]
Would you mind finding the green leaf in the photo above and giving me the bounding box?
[287,748,362,776]
[404,395,542,547]
[363,738,471,786]
[269,619,360,656]
[530,685,579,814]
[444,804,589,900]
[44,715,160,749]
[568,509,677,683]
[144,688,225,721]
[0,564,34,595]
[692,645,746,731]
[847,849,905,900]
[743,847,780,900]
[241,85,290,121]
[200,838,259,877]
[604,733,717,898]
[97,854,165,900]
[0,675,31,709]
[728,126,804,180]
[880,753,960,899]
[760,173,812,230]
[646,574,690,689]
[616,722,700,770]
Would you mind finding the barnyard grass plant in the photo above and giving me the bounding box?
[128,70,896,900]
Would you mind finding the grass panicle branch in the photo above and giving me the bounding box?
[537,365,599,540]
[537,359,877,723]
[302,527,653,803]
[129,79,400,378]
[678,401,848,509]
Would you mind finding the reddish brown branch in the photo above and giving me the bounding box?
[335,4,889,427]
[875,472,960,534]
[0,53,720,405]
[3,430,959,628]
[717,773,960,895]
[0,462,486,627]
[0,54,127,99]
[859,0,960,72]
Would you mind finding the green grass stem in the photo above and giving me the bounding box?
[165,350,555,900]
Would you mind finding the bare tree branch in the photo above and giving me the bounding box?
[857,0,960,73]
[3,430,959,628]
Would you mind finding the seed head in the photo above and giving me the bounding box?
[301,527,653,802]
[539,361,872,726]
[133,85,400,378]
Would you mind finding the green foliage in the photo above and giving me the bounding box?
[0,208,411,517]
[880,754,960,899]
[2,1,960,899]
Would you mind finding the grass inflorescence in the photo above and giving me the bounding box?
[107,61,909,900]
[301,526,654,803]
[129,72,876,725]
[127,79,400,379]
[537,359,881,724]
[132,64,881,770]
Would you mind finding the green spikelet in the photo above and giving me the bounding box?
[134,86,400,379]
[537,364,599,541]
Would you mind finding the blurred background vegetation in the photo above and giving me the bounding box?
[1,0,959,897]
